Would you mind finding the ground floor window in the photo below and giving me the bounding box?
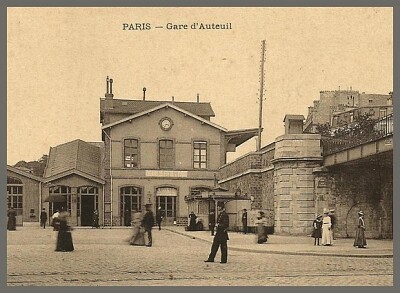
[7,177,23,218]
[156,187,178,221]
[120,186,143,226]
[49,185,71,216]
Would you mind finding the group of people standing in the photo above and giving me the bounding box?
[312,208,336,246]
[312,209,367,249]
[129,203,156,247]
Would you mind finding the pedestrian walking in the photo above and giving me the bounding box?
[329,209,337,240]
[354,211,367,248]
[208,210,216,236]
[204,204,229,264]
[129,210,146,246]
[321,209,332,246]
[189,211,197,231]
[40,208,48,229]
[7,206,17,231]
[156,206,164,230]
[92,210,100,228]
[124,208,131,226]
[312,215,323,246]
[242,209,248,234]
[255,211,268,244]
[141,203,155,247]
[51,209,60,231]
[55,211,74,252]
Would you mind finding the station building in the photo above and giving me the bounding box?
[100,83,258,226]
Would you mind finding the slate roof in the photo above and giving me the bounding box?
[100,98,215,117]
[44,139,104,182]
[7,165,43,182]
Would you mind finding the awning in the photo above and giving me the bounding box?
[44,194,67,202]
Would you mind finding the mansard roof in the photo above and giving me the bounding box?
[43,139,104,183]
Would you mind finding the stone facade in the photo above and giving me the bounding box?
[272,133,322,234]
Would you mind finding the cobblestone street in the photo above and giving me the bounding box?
[7,227,393,286]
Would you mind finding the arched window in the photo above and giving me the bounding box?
[120,186,143,225]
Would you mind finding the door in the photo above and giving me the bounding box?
[81,195,95,226]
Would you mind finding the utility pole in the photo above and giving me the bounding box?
[257,40,266,151]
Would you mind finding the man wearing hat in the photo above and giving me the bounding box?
[40,208,48,229]
[141,204,155,247]
[242,209,248,234]
[329,209,337,240]
[204,203,229,264]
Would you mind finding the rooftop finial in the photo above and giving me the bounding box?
[197,93,200,103]
[143,87,146,100]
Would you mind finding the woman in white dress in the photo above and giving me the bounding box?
[321,209,332,246]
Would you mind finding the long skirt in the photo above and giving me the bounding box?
[129,226,146,246]
[321,225,332,245]
[7,217,16,230]
[354,227,367,247]
[56,230,74,252]
[257,224,268,244]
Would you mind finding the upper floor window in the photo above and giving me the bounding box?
[124,139,138,168]
[193,141,207,169]
[159,139,174,169]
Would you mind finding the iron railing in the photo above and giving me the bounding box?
[322,113,393,155]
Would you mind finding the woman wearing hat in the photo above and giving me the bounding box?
[321,209,333,246]
[354,211,367,248]
[312,215,323,246]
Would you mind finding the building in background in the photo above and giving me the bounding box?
[304,89,392,133]
[7,165,43,226]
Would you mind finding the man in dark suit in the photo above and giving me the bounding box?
[208,210,216,236]
[242,209,248,234]
[141,204,155,247]
[204,204,229,264]
[40,208,48,229]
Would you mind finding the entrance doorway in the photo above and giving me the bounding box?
[81,195,95,226]
[156,187,178,225]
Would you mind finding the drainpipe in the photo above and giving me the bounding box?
[102,129,113,228]
[39,181,42,225]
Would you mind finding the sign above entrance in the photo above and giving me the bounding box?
[145,170,188,178]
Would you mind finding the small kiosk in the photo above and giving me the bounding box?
[184,187,252,231]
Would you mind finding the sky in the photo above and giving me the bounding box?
[7,7,393,165]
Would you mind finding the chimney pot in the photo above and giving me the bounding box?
[197,93,200,103]
[143,87,146,101]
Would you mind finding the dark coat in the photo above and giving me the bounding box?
[142,210,155,229]
[156,210,164,222]
[214,211,229,242]
[7,208,17,230]
[242,212,248,225]
[40,211,48,222]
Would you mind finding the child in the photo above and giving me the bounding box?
[313,215,323,245]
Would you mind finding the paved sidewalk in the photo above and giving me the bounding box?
[164,226,393,258]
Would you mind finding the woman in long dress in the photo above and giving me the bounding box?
[256,211,268,244]
[55,211,74,252]
[321,209,332,246]
[7,207,17,231]
[354,211,367,248]
[129,211,145,246]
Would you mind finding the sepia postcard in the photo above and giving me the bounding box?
[5,4,395,287]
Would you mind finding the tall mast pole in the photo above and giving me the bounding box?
[257,40,266,151]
